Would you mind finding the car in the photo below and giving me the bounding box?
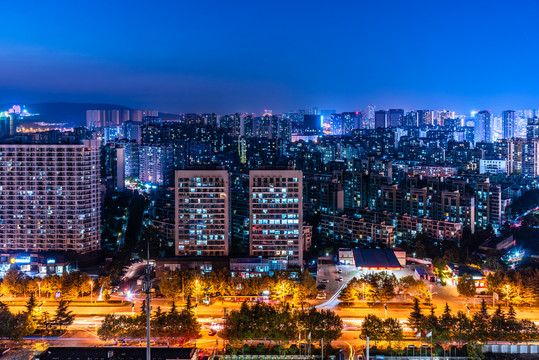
[208,329,217,336]
[317,284,326,290]
[337,276,343,281]
[337,268,343,274]
[320,279,329,283]
[316,292,327,300]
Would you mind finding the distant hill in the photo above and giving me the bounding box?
[31,102,131,126]
[2,102,181,126]
[0,102,130,127]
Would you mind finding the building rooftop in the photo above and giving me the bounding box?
[352,249,402,270]
[36,347,196,360]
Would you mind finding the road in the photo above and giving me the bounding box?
[3,261,539,352]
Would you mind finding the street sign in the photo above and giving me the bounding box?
[55,291,61,299]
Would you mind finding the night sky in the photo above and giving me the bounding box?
[1,0,539,114]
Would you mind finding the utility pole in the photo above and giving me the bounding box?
[145,240,151,360]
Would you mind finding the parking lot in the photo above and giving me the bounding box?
[317,261,421,299]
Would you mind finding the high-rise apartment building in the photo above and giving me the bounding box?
[139,145,173,186]
[437,110,455,127]
[526,117,539,139]
[374,110,387,128]
[249,169,303,268]
[388,109,404,127]
[474,110,492,143]
[0,140,101,253]
[502,110,516,139]
[303,114,322,136]
[175,170,230,257]
[417,110,435,126]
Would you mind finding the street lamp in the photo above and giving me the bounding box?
[89,280,94,304]
[195,279,199,306]
[504,284,511,307]
[37,280,41,299]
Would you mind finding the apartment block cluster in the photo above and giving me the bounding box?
[174,168,306,269]
[2,104,539,273]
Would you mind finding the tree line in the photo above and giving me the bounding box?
[220,302,342,350]
[97,298,200,345]
[159,269,317,302]
[360,298,539,352]
[485,267,539,307]
[1,268,112,301]
[338,273,430,304]
[0,294,74,340]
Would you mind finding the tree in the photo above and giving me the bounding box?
[54,299,74,332]
[489,305,505,341]
[25,292,38,314]
[38,311,55,334]
[484,256,505,271]
[40,275,61,298]
[363,272,396,303]
[338,283,358,304]
[23,293,38,336]
[360,314,383,346]
[98,275,112,302]
[296,271,317,301]
[398,276,430,300]
[1,268,26,296]
[453,311,472,345]
[456,273,476,301]
[97,314,124,341]
[408,298,424,333]
[382,317,403,348]
[479,299,489,320]
[438,303,455,347]
[422,306,439,339]
[159,270,183,302]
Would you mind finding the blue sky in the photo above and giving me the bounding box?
[1,0,539,114]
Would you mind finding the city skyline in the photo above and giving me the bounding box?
[3,1,539,113]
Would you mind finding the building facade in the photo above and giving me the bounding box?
[175,170,230,257]
[0,141,101,253]
[249,169,303,268]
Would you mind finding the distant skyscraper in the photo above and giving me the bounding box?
[474,110,492,143]
[404,111,418,127]
[102,143,126,192]
[437,110,455,127]
[303,114,322,135]
[175,170,230,257]
[0,113,15,137]
[375,110,387,128]
[527,117,539,139]
[388,109,404,127]
[249,169,303,268]
[417,110,435,126]
[329,114,343,135]
[0,140,101,253]
[139,145,173,186]
[343,112,362,133]
[366,104,375,129]
[502,110,516,139]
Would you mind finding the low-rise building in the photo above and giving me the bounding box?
[446,263,487,289]
[229,257,288,278]
[479,159,507,174]
[350,249,402,271]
